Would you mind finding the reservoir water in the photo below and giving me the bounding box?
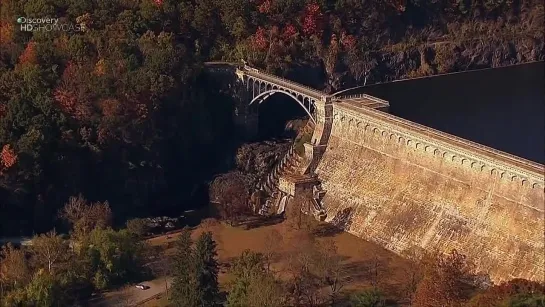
[360,62,545,164]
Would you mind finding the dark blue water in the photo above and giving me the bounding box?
[360,62,545,164]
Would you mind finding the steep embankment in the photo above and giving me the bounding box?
[314,105,544,283]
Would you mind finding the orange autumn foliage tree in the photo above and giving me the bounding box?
[53,87,78,115]
[18,41,38,66]
[53,62,93,120]
[0,144,17,170]
[468,278,545,306]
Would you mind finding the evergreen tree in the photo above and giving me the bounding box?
[194,232,220,307]
[170,228,199,307]
[227,250,285,307]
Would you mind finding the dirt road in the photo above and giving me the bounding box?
[89,277,172,307]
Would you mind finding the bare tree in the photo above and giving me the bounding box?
[59,194,87,225]
[412,250,475,307]
[30,230,69,275]
[209,171,250,225]
[285,230,326,306]
[149,251,172,296]
[59,194,112,236]
[347,51,377,85]
[263,229,283,272]
[319,240,346,305]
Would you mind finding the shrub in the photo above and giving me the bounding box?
[350,288,386,307]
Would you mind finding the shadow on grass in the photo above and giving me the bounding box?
[312,222,344,237]
[236,215,285,229]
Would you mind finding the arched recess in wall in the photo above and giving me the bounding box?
[355,121,365,142]
[347,119,354,137]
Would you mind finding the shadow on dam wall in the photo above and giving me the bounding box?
[360,62,545,164]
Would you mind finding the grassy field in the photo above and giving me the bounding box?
[145,217,418,306]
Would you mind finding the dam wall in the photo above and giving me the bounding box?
[315,103,545,283]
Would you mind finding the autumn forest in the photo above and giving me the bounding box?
[0,0,544,306]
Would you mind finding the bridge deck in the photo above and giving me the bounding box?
[242,69,325,99]
[337,102,544,177]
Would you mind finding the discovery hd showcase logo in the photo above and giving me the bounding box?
[17,16,85,32]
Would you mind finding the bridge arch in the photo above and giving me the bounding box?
[249,89,316,123]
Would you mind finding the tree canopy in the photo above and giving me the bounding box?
[0,0,542,236]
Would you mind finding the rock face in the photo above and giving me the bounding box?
[235,140,291,185]
[314,105,544,283]
[144,216,181,231]
[234,119,310,189]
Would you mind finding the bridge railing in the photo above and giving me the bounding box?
[343,104,544,174]
[242,67,325,98]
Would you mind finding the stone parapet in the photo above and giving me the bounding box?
[334,103,544,192]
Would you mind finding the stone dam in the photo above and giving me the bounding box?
[314,100,544,283]
[206,63,545,283]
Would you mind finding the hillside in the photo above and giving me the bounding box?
[0,0,543,235]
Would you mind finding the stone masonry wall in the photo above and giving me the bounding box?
[315,105,545,283]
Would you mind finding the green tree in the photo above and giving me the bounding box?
[227,250,285,307]
[25,269,65,307]
[83,227,147,289]
[194,231,220,307]
[170,228,199,307]
[350,288,386,307]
